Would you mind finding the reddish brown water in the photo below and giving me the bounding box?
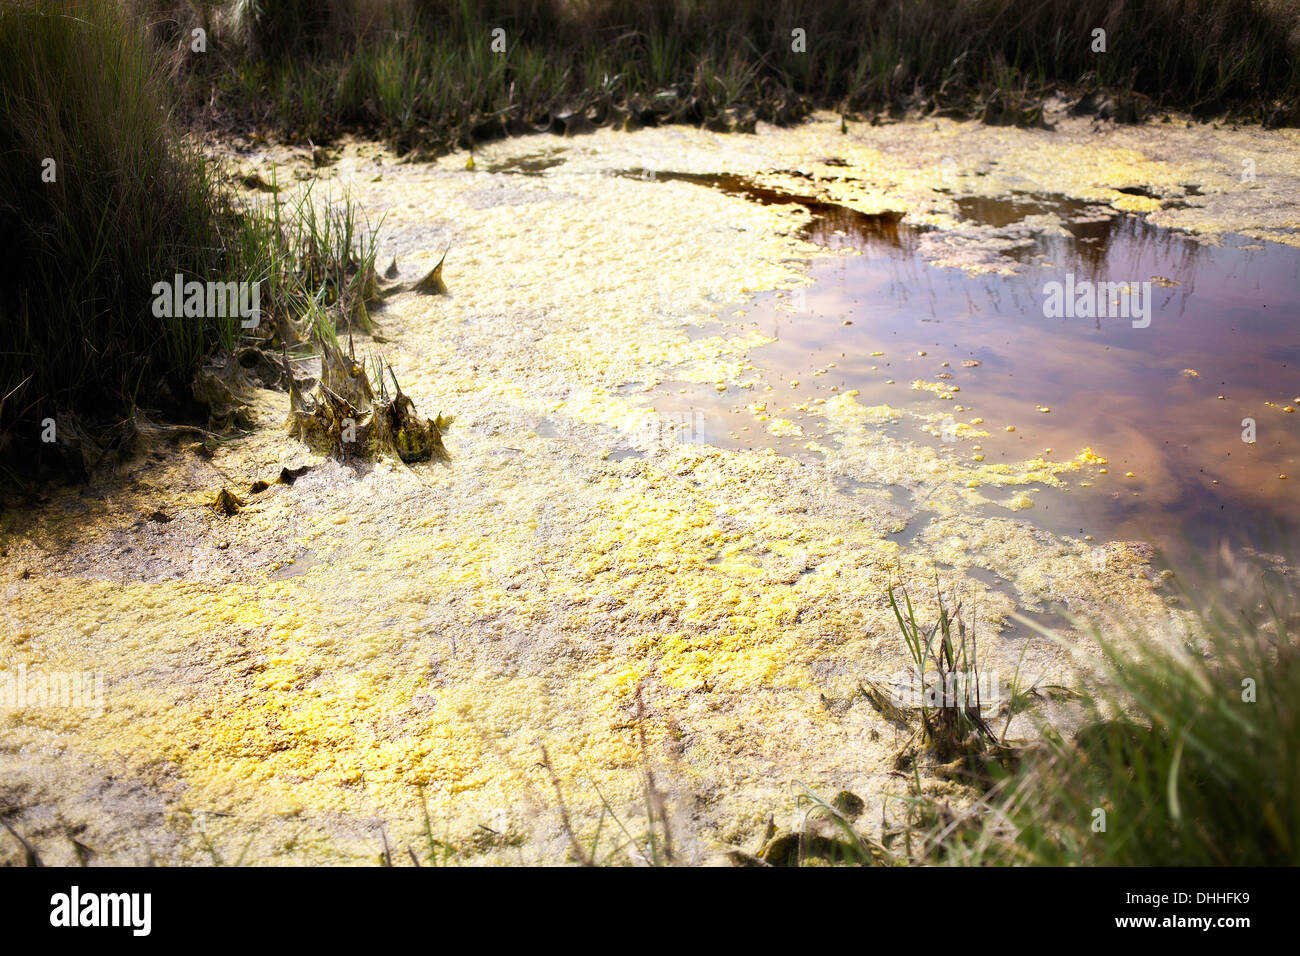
[625,174,1300,565]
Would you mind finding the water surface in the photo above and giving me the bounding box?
[628,174,1300,563]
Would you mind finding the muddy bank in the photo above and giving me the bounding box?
[2,111,1296,864]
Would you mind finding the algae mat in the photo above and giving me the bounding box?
[3,112,1295,864]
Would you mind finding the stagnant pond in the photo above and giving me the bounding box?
[7,116,1300,865]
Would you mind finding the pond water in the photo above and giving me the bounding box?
[606,171,1300,566]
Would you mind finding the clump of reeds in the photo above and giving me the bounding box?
[230,175,384,344]
[885,585,1001,770]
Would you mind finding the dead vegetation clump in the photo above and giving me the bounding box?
[285,336,450,464]
[208,487,245,516]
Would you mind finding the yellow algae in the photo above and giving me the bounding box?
[920,413,988,440]
[1111,193,1162,214]
[820,394,904,426]
[911,379,955,400]
[766,418,804,438]
[962,457,1080,489]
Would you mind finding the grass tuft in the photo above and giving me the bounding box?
[908,548,1300,865]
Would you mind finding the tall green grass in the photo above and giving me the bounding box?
[179,0,1300,148]
[230,173,382,344]
[0,1,381,479]
[0,0,242,442]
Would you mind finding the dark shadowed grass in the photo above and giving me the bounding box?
[169,0,1300,150]
[0,0,239,441]
[0,1,381,482]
